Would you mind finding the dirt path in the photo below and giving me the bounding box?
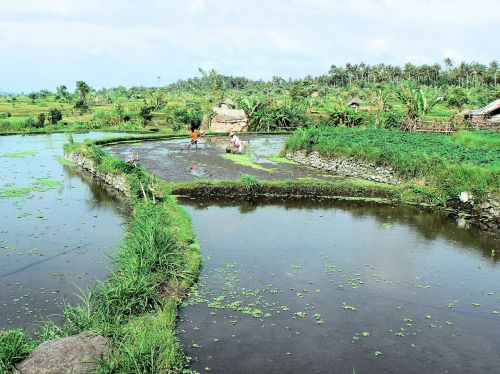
[106,135,342,183]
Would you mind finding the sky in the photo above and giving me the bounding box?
[0,0,499,92]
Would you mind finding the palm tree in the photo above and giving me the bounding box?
[444,57,454,71]
[489,60,498,87]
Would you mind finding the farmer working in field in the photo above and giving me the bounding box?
[187,127,199,152]
[228,132,243,153]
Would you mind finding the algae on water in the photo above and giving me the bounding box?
[1,151,36,158]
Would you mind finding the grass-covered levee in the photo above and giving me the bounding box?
[0,141,201,373]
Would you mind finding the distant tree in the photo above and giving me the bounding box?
[48,108,62,125]
[75,81,91,99]
[38,90,51,99]
[74,98,89,114]
[36,113,46,128]
[394,81,441,121]
[28,92,38,104]
[138,104,154,127]
[489,60,498,87]
[55,85,70,101]
[444,57,454,70]
[198,68,226,104]
[74,81,91,114]
[446,87,469,109]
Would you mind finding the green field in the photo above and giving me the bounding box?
[285,127,500,202]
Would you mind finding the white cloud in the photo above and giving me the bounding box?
[0,0,498,91]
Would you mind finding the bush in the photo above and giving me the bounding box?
[139,105,154,127]
[446,87,469,109]
[24,117,36,128]
[171,107,203,131]
[48,108,63,125]
[36,113,46,128]
[246,100,309,131]
[73,98,89,114]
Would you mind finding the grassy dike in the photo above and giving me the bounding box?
[1,140,202,373]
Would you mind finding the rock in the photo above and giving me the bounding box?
[459,191,472,203]
[457,217,468,229]
[15,332,109,374]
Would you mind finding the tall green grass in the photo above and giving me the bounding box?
[452,130,500,150]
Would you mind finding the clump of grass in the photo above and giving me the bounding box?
[0,329,38,373]
[33,179,63,188]
[240,174,260,192]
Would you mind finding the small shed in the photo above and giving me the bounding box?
[210,99,248,133]
[470,99,500,118]
[467,99,500,130]
[348,97,361,108]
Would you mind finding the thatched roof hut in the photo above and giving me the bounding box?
[210,99,248,133]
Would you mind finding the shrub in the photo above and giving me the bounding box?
[139,105,154,127]
[74,98,90,114]
[48,108,63,125]
[36,113,46,128]
[24,117,36,128]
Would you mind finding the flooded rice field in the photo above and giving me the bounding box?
[106,135,340,182]
[177,198,500,374]
[0,132,132,330]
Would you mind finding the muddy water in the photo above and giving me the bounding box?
[0,132,132,330]
[106,135,340,182]
[178,198,500,374]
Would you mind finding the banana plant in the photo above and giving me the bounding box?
[394,80,441,119]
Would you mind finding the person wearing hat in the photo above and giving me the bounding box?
[229,132,243,153]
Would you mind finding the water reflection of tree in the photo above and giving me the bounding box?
[178,196,499,261]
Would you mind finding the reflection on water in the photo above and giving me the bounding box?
[0,132,132,330]
[178,198,500,374]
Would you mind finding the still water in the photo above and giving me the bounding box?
[178,198,499,374]
[0,132,132,330]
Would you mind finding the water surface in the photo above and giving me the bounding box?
[178,198,500,374]
[0,132,132,330]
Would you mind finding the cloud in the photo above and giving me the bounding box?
[0,0,498,91]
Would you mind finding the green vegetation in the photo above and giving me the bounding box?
[1,61,498,135]
[267,155,299,165]
[0,188,33,199]
[222,153,271,171]
[285,127,499,202]
[0,151,36,158]
[0,329,38,373]
[452,130,500,149]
